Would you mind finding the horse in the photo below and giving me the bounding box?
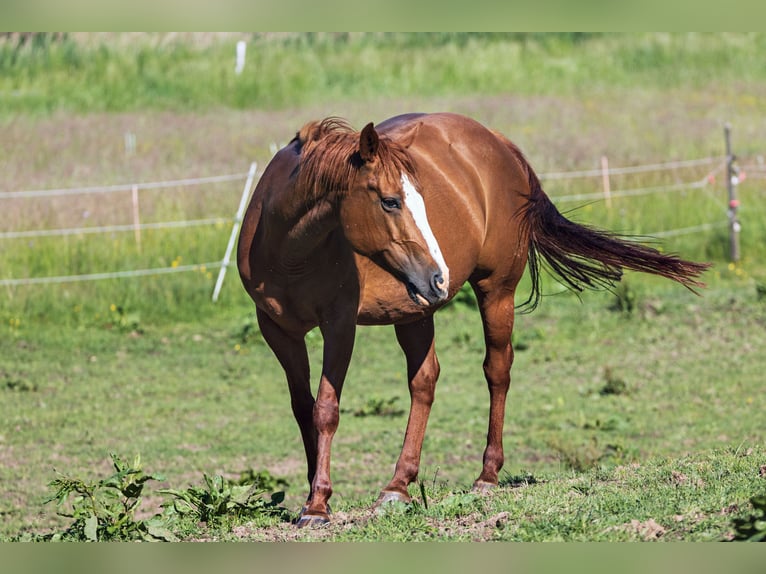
[237,112,708,527]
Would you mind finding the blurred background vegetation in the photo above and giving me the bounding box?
[2,32,766,115]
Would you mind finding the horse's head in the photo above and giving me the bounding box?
[339,123,450,306]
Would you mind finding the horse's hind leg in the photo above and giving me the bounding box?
[471,280,515,489]
[376,316,439,506]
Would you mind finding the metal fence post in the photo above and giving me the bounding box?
[724,123,741,262]
[212,161,258,302]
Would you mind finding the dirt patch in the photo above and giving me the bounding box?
[626,518,666,540]
[435,510,510,542]
[224,508,376,542]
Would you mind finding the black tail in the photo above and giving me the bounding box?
[517,155,710,310]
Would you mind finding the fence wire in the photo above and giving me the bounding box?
[0,262,224,287]
[539,156,723,180]
[550,177,711,204]
[0,218,231,240]
[1,172,249,199]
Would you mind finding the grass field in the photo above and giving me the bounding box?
[1,33,765,541]
[2,281,765,541]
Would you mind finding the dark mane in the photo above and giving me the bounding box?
[294,117,417,202]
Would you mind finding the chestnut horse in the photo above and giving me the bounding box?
[237,112,707,526]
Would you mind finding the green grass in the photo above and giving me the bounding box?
[1,279,765,541]
[3,33,766,116]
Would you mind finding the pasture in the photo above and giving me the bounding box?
[1,33,765,541]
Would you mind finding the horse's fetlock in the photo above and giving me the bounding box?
[312,479,333,501]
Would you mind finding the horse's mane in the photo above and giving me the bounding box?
[293,117,417,202]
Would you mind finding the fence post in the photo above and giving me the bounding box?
[600,155,612,209]
[131,184,142,253]
[212,161,258,302]
[235,40,247,75]
[724,123,741,262]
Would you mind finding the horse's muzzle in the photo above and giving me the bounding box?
[406,270,449,306]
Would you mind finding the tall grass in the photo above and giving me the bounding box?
[2,33,766,115]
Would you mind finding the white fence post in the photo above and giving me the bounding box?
[235,40,246,75]
[724,123,741,262]
[212,161,258,302]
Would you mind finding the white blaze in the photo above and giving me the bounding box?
[400,173,450,290]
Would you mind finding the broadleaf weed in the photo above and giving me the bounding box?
[38,453,169,541]
[22,454,289,541]
[160,470,289,525]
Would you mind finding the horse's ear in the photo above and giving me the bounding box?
[359,122,379,163]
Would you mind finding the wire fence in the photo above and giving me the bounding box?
[542,154,732,239]
[0,261,226,286]
[539,156,723,180]
[0,217,231,240]
[1,172,249,199]
[0,162,258,294]
[0,137,754,294]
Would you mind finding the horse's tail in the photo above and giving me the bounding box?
[510,145,710,310]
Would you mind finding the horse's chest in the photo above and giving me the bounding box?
[250,257,359,333]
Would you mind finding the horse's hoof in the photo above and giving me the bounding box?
[374,490,411,513]
[472,480,497,492]
[294,512,331,528]
[295,502,331,528]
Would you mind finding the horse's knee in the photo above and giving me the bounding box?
[483,345,512,390]
[313,398,339,433]
[410,354,439,405]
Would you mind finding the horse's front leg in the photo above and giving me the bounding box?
[376,316,439,506]
[297,312,357,527]
[255,309,318,498]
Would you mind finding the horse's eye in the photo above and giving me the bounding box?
[381,197,401,211]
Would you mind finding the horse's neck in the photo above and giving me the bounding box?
[263,192,347,271]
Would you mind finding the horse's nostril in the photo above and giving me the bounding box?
[431,271,446,294]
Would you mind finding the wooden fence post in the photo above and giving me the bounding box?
[724,123,741,262]
[601,155,612,209]
[131,184,142,253]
